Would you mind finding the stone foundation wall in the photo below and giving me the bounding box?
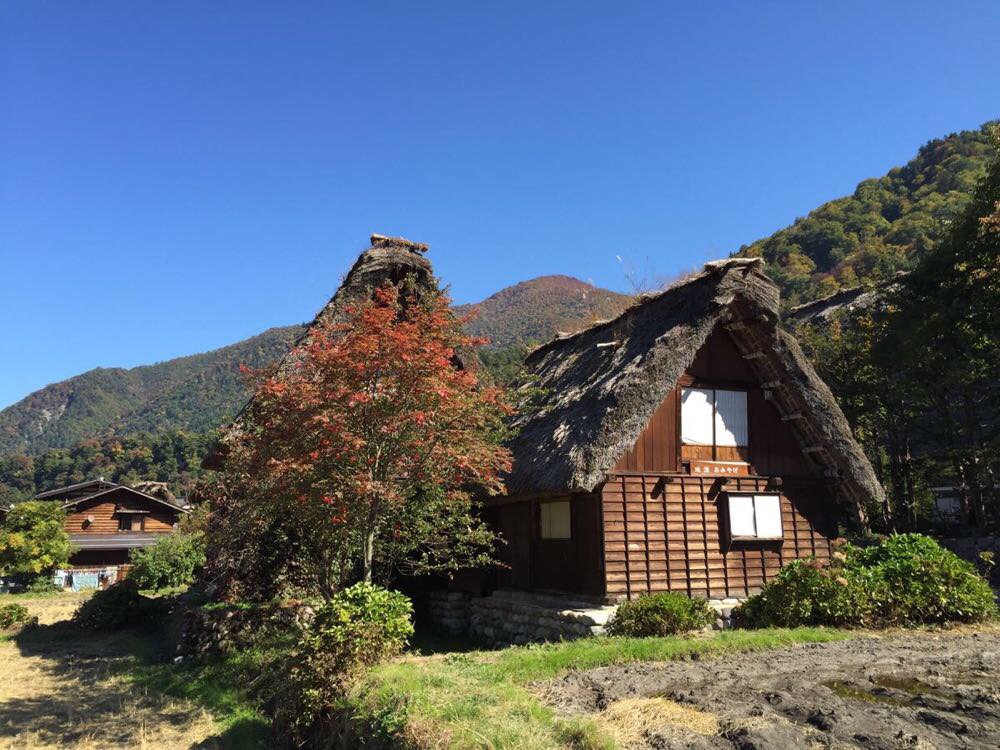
[467,590,614,646]
[424,589,748,646]
[426,591,470,635]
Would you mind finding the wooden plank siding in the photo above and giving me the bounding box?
[485,494,605,597]
[601,474,837,600]
[603,326,841,601]
[63,487,180,535]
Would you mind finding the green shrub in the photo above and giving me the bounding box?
[0,501,72,579]
[0,603,30,629]
[734,534,998,629]
[129,532,206,591]
[72,579,167,631]
[275,583,414,741]
[605,592,715,637]
[850,534,998,625]
[731,559,876,628]
[25,576,60,594]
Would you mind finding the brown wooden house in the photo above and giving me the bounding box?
[483,257,883,602]
[36,479,189,568]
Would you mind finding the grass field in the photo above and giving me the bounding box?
[0,593,864,749]
[0,592,269,749]
[351,627,850,749]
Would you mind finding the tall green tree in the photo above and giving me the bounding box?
[0,501,73,581]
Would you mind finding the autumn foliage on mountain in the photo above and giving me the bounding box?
[741,122,996,305]
[204,287,512,599]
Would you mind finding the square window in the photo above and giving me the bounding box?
[539,500,572,540]
[727,493,783,540]
[682,387,748,448]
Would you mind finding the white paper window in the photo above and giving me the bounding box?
[728,495,757,537]
[753,495,783,538]
[727,493,783,540]
[540,500,572,540]
[682,387,748,448]
[714,390,748,447]
[681,388,714,445]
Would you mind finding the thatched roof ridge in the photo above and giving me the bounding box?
[205,234,442,468]
[505,257,883,518]
[305,234,436,333]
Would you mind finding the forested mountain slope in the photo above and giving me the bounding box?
[454,275,630,349]
[0,327,304,457]
[0,277,630,457]
[740,122,996,305]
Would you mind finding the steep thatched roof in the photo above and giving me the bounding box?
[301,234,435,334]
[205,234,444,468]
[787,272,908,327]
[505,257,884,517]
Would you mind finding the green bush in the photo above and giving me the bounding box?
[72,579,167,631]
[129,532,205,591]
[605,592,715,637]
[25,576,60,594]
[734,534,998,629]
[275,583,414,742]
[0,603,30,629]
[0,501,72,579]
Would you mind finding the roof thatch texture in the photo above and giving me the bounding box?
[505,257,883,516]
[205,234,446,469]
[304,234,435,333]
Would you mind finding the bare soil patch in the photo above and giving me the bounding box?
[539,629,1000,749]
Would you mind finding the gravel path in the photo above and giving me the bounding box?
[539,629,1000,749]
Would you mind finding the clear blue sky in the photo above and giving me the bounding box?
[1,2,997,409]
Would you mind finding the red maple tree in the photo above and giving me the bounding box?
[209,286,512,596]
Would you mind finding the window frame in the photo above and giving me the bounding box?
[680,384,750,453]
[538,499,572,541]
[726,492,783,541]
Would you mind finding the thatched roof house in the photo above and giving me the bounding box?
[475,257,883,602]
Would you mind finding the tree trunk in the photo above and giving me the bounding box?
[362,528,375,583]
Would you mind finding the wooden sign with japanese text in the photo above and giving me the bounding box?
[689,460,751,477]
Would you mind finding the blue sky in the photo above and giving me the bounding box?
[1,2,997,410]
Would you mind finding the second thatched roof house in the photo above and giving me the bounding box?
[474,256,883,602]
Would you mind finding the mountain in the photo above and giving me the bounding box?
[455,275,631,349]
[0,326,304,457]
[0,277,631,457]
[739,122,997,306]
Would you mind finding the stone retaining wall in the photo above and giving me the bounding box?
[467,590,614,646]
[425,589,748,646]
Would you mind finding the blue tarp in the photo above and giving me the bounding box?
[71,572,100,591]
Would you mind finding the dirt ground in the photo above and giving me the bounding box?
[0,595,220,750]
[540,629,1000,749]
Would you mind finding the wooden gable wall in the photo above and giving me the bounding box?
[604,323,840,601]
[614,325,812,477]
[64,487,180,535]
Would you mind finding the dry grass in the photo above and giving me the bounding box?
[594,697,719,746]
[0,594,226,750]
[0,592,92,626]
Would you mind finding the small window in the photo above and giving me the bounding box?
[539,500,572,540]
[682,387,748,447]
[117,515,144,532]
[727,493,783,540]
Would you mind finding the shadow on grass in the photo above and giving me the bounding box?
[4,620,273,749]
